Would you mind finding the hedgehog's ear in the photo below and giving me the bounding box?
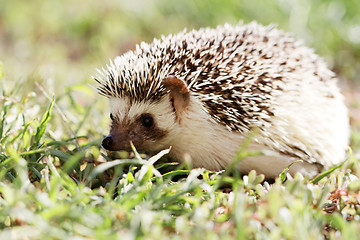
[162,76,190,121]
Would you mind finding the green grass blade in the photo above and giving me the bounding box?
[34,98,54,147]
[278,160,303,182]
[310,161,345,184]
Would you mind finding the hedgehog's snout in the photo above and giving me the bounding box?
[101,132,142,151]
[102,135,113,150]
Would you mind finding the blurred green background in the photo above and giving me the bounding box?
[1,0,360,128]
[1,0,360,82]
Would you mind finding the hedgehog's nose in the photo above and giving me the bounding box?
[102,136,113,150]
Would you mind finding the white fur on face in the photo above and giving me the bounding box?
[108,95,177,151]
[109,96,175,128]
[109,97,129,123]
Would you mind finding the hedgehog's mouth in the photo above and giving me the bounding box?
[101,134,144,152]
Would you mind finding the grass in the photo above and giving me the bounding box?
[1,0,360,239]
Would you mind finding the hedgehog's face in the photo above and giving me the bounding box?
[101,76,191,153]
[102,96,176,152]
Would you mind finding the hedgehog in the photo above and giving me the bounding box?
[94,22,349,178]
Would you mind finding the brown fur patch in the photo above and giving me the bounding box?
[108,113,168,151]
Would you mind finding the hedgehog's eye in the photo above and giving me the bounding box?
[141,114,154,128]
[110,113,114,120]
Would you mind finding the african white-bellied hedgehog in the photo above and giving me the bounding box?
[95,22,349,178]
